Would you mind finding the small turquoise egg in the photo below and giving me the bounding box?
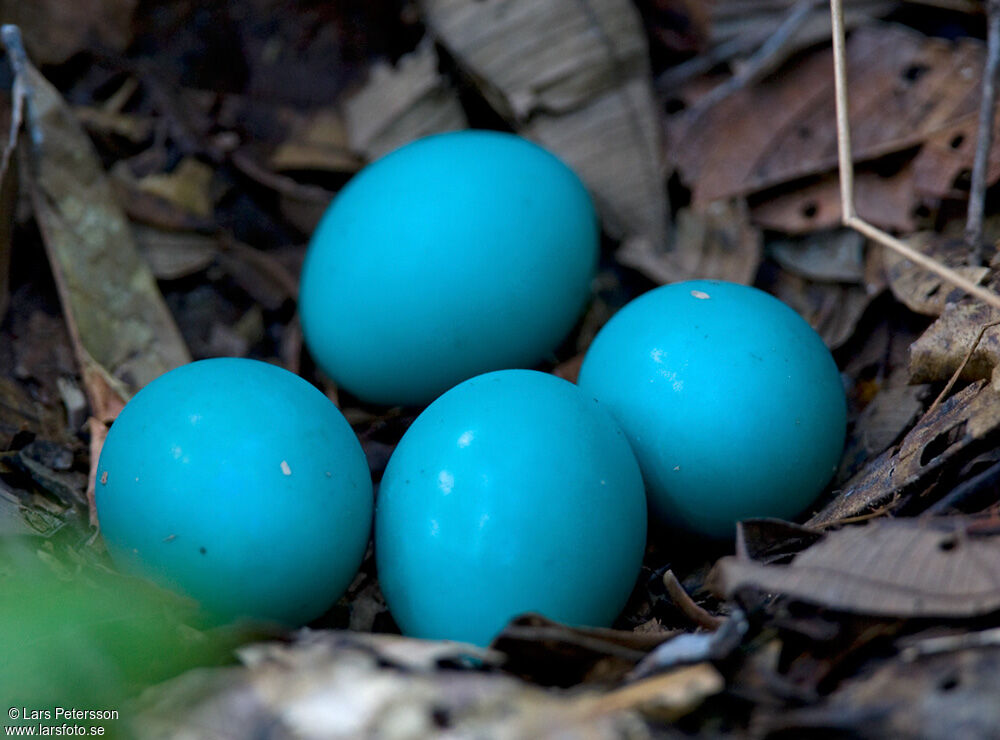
[375,369,647,646]
[577,280,846,539]
[96,358,373,625]
[299,130,599,406]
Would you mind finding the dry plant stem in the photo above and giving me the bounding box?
[848,216,1000,308]
[830,0,1000,309]
[663,570,725,630]
[927,319,1000,414]
[830,0,854,220]
[965,0,1000,261]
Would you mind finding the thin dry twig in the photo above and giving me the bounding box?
[965,0,1000,262]
[663,570,725,630]
[829,0,1000,311]
[927,319,1000,414]
[687,0,819,117]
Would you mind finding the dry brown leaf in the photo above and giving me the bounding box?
[837,376,930,482]
[884,233,989,317]
[17,57,190,521]
[423,0,669,250]
[21,62,190,405]
[75,106,154,145]
[0,0,136,65]
[617,200,761,285]
[911,111,1000,200]
[132,226,218,281]
[809,379,1000,526]
[343,40,468,161]
[110,164,216,232]
[673,24,993,207]
[135,157,216,219]
[909,301,1000,384]
[712,519,1000,619]
[751,169,917,235]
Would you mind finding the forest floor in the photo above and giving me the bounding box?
[3,1,1000,737]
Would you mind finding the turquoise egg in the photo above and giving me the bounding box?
[96,358,373,625]
[577,280,846,539]
[375,370,647,646]
[299,131,599,406]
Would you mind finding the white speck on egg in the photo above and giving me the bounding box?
[438,470,455,494]
[325,471,332,477]
[100,471,108,484]
[673,465,681,471]
[281,460,292,476]
[691,290,711,300]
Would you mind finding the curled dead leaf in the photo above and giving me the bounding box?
[909,301,1000,384]
[809,379,1000,526]
[713,518,1000,619]
[423,0,670,250]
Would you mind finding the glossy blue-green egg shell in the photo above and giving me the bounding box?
[375,369,647,646]
[299,131,599,406]
[577,280,846,539]
[96,358,373,625]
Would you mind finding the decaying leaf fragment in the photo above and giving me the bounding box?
[713,518,1000,618]
[422,0,669,252]
[884,232,989,317]
[809,379,1000,526]
[751,169,917,235]
[910,300,1000,384]
[673,25,998,209]
[343,40,469,161]
[837,376,930,482]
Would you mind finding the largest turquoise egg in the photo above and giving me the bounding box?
[299,131,599,406]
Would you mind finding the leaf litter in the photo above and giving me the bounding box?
[6,1,1000,736]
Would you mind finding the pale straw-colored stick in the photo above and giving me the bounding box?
[828,0,1000,312]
